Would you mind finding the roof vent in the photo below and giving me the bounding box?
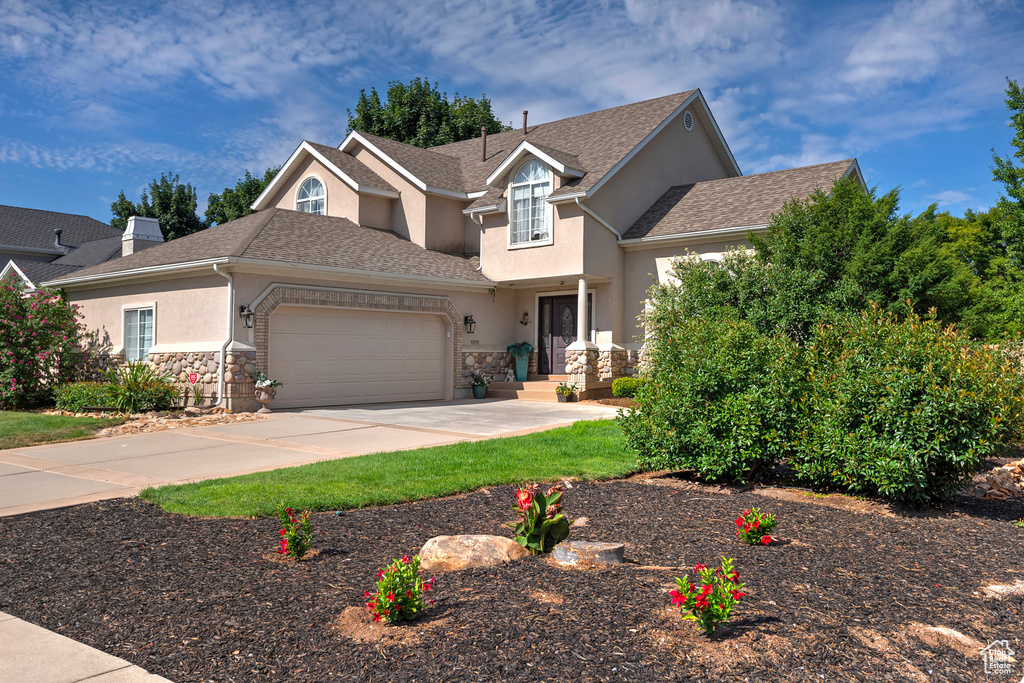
[682,110,694,131]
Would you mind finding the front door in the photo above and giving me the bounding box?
[538,295,590,375]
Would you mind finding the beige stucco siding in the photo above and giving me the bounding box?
[357,194,392,230]
[478,201,585,282]
[425,196,469,253]
[349,144,426,246]
[266,156,360,224]
[622,236,754,339]
[586,113,731,233]
[68,274,227,354]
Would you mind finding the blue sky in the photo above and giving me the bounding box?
[1,0,1022,225]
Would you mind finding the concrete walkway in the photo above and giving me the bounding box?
[0,611,171,682]
[0,399,618,517]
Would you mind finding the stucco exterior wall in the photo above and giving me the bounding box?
[425,195,469,253]
[478,201,585,282]
[357,194,392,230]
[267,156,360,224]
[67,274,227,355]
[586,112,732,233]
[622,235,755,340]
[349,144,427,246]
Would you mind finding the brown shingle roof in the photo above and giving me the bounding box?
[304,141,397,194]
[621,160,857,240]
[355,132,468,192]
[47,209,490,284]
[430,90,699,197]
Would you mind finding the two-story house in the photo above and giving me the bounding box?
[44,89,863,412]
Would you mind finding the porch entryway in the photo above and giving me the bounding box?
[537,294,591,375]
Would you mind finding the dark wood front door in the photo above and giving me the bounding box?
[538,295,590,375]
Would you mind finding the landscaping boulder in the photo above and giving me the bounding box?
[419,535,528,572]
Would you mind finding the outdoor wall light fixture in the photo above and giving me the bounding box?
[239,305,255,329]
[463,315,476,334]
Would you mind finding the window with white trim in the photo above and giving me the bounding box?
[124,308,154,362]
[510,160,552,245]
[296,177,326,214]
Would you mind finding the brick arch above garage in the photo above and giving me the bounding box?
[252,285,464,401]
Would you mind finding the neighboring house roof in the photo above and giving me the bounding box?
[0,204,121,252]
[48,208,490,285]
[621,159,861,241]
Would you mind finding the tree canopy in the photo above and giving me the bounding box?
[205,167,279,226]
[346,77,510,148]
[111,173,208,241]
[992,77,1024,266]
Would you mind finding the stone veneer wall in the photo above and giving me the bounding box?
[147,349,259,407]
[462,351,513,385]
[596,349,640,381]
[565,348,599,391]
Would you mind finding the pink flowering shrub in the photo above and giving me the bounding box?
[671,557,745,635]
[735,507,777,545]
[0,282,88,409]
[365,555,434,624]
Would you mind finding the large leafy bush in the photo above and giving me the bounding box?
[619,301,801,482]
[105,361,177,413]
[789,306,1024,504]
[0,282,87,409]
[55,382,115,412]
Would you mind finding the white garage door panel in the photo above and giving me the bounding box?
[269,307,445,409]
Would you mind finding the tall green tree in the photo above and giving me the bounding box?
[111,172,208,241]
[991,77,1024,266]
[205,167,280,226]
[346,77,510,148]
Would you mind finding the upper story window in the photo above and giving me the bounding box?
[510,160,552,246]
[296,177,326,214]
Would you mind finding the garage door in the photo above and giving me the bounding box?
[268,306,446,409]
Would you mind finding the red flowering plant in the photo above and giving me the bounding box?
[276,504,314,558]
[671,557,745,635]
[365,555,435,624]
[509,483,571,554]
[735,507,777,545]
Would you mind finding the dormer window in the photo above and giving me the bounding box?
[510,160,552,246]
[296,177,326,215]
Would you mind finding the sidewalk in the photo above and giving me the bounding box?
[0,611,172,682]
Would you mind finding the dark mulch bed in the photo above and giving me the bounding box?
[2,478,1023,682]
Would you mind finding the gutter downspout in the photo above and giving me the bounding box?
[474,214,484,270]
[212,263,234,408]
[575,197,620,238]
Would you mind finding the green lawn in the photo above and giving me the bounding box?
[141,419,635,517]
[0,411,123,450]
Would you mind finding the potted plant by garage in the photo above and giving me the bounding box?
[470,371,491,399]
[506,341,534,381]
[555,381,577,403]
[254,372,284,413]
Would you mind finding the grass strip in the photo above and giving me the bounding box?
[0,411,123,450]
[141,419,634,517]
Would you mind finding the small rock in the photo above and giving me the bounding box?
[419,534,528,572]
[184,406,203,416]
[552,540,625,566]
[571,516,589,527]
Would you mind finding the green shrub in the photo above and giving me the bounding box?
[612,377,645,398]
[55,382,115,412]
[105,361,177,413]
[618,311,801,482]
[789,306,1024,504]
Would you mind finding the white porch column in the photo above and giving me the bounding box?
[576,276,588,343]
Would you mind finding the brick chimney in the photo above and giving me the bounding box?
[122,216,163,257]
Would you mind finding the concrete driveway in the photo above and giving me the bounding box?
[0,399,619,517]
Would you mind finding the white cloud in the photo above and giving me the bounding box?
[841,0,985,93]
[927,189,974,206]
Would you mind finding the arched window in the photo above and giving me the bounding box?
[510,160,551,245]
[296,177,325,215]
